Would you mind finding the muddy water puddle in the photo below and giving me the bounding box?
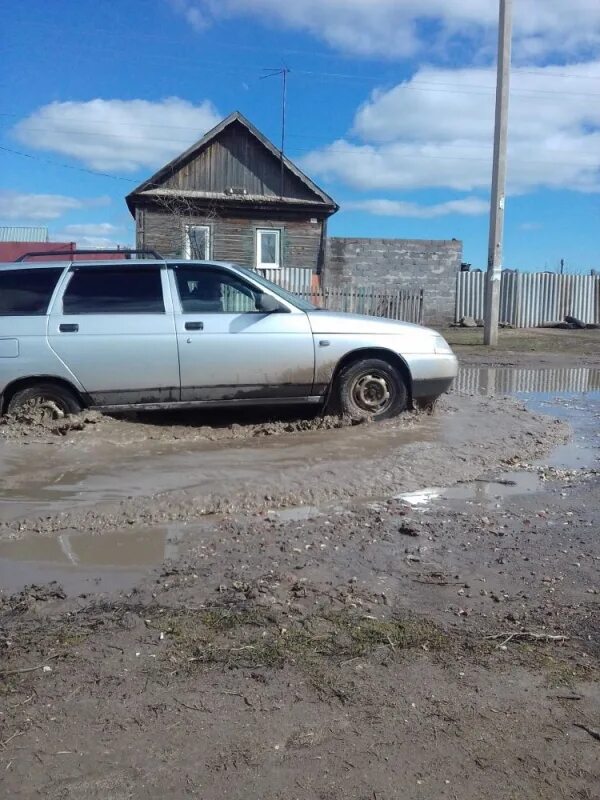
[407,365,600,509]
[0,524,188,597]
[0,365,597,597]
[398,471,547,509]
[0,414,437,595]
[0,414,438,522]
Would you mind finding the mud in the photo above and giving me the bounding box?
[0,393,568,537]
[0,405,369,443]
[1,356,599,799]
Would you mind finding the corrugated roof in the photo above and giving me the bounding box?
[0,226,49,243]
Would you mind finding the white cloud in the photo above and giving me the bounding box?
[301,61,600,195]
[345,197,489,218]
[170,0,600,60]
[169,0,209,31]
[13,98,221,172]
[54,235,131,249]
[0,191,109,221]
[52,224,132,249]
[519,222,543,231]
[59,223,122,237]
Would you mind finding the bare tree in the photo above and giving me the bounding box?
[145,190,221,259]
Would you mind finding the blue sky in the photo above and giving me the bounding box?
[1,0,599,271]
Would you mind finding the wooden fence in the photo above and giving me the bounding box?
[250,268,425,324]
[294,286,424,324]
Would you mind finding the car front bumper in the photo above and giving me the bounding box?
[405,353,458,398]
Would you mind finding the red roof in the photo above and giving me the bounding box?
[0,242,126,263]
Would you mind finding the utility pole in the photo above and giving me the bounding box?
[484,0,513,346]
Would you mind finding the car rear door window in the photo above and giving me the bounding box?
[0,268,64,315]
[63,268,165,314]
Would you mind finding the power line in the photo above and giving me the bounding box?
[0,145,136,182]
[1,139,597,172]
[3,118,599,163]
[2,52,600,94]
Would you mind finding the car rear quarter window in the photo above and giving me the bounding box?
[0,268,64,315]
[62,268,165,314]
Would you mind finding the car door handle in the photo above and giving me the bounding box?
[59,323,79,333]
[185,321,204,331]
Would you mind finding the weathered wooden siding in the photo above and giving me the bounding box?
[139,208,323,269]
[162,120,316,202]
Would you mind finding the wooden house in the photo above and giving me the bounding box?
[126,112,338,272]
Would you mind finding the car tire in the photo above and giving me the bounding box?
[336,358,408,420]
[6,383,82,419]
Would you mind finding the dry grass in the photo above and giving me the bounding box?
[151,607,447,671]
[441,326,600,355]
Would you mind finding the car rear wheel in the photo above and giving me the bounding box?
[6,383,82,420]
[336,358,408,420]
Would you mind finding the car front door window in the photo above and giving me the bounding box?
[171,264,315,402]
[174,267,259,314]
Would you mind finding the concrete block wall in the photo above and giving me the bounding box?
[324,237,462,323]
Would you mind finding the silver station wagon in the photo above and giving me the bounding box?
[0,251,457,420]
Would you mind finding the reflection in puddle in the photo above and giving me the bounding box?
[0,526,183,597]
[442,471,544,505]
[454,366,600,397]
[432,365,600,509]
[396,489,442,506]
[267,505,323,522]
[398,471,544,509]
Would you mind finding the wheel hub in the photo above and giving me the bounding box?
[352,373,392,413]
[21,397,65,421]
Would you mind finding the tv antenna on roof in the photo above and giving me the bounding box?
[261,66,291,198]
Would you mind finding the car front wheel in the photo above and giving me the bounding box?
[336,358,408,420]
[6,383,82,420]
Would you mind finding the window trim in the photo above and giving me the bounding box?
[184,224,211,260]
[256,228,281,270]
[60,266,166,315]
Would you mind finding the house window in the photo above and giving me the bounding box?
[256,229,280,269]
[184,225,211,259]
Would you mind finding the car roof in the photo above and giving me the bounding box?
[0,258,241,270]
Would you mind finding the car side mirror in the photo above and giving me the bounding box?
[256,292,287,314]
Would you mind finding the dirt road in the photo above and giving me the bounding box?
[1,350,599,799]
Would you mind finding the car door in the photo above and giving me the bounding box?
[48,263,180,406]
[170,263,315,401]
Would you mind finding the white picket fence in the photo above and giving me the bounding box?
[456,271,600,327]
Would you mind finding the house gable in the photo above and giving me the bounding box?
[127,112,337,214]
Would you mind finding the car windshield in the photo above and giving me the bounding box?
[231,265,318,311]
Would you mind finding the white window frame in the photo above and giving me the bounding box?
[184,224,211,260]
[256,228,281,269]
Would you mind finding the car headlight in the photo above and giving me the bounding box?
[433,335,453,354]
